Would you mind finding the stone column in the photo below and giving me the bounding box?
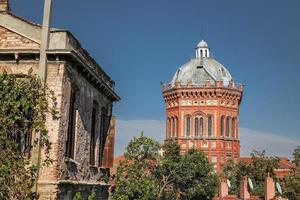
[264,174,275,200]
[240,176,250,200]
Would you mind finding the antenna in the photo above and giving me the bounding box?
[201,25,204,40]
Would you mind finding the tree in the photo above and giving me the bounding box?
[282,146,300,200]
[248,150,279,197]
[222,160,249,195]
[0,71,57,199]
[222,150,279,198]
[113,138,219,200]
[113,133,160,200]
[156,141,181,199]
[175,148,219,200]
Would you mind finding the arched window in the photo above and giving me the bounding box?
[172,117,175,137]
[194,118,199,137]
[175,117,178,137]
[200,49,203,57]
[232,118,236,138]
[167,118,171,137]
[186,115,190,137]
[226,117,230,137]
[208,115,213,137]
[220,116,225,137]
[200,117,204,136]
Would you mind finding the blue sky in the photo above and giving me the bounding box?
[11,0,300,156]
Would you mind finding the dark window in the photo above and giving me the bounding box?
[99,108,110,166]
[200,117,204,136]
[208,115,213,137]
[175,117,178,137]
[226,117,230,137]
[186,115,190,137]
[167,118,171,137]
[15,130,32,158]
[232,118,236,138]
[66,90,77,159]
[90,104,97,165]
[221,116,225,137]
[172,117,175,137]
[194,118,199,136]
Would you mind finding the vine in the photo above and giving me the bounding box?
[0,69,58,199]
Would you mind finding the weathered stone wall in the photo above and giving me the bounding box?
[0,25,39,49]
[0,58,65,199]
[0,15,117,199]
[56,61,113,179]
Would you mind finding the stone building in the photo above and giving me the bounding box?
[162,39,243,174]
[0,1,120,199]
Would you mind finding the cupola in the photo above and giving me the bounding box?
[196,39,210,58]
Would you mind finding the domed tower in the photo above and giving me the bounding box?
[162,39,244,173]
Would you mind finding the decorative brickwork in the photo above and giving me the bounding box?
[162,40,243,174]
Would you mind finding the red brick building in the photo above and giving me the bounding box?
[162,39,244,173]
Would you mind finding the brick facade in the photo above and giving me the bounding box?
[162,40,244,174]
[162,81,243,174]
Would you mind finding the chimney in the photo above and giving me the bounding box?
[264,174,275,200]
[0,0,10,13]
[219,177,229,198]
[240,176,250,200]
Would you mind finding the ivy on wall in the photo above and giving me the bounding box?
[0,70,58,199]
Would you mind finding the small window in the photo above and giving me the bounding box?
[99,107,110,166]
[232,118,236,138]
[197,66,203,69]
[175,117,178,137]
[199,117,204,136]
[194,118,199,136]
[90,104,97,165]
[221,68,226,77]
[172,117,175,137]
[208,115,213,137]
[220,116,225,137]
[186,115,190,137]
[226,117,230,137]
[167,118,171,137]
[211,155,217,163]
[66,90,77,159]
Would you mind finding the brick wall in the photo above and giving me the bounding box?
[0,25,39,49]
[0,24,116,199]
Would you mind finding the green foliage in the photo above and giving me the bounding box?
[222,150,279,197]
[177,149,219,200]
[282,146,300,200]
[0,71,58,199]
[248,150,279,196]
[73,192,83,200]
[88,189,96,200]
[113,137,219,200]
[113,133,160,200]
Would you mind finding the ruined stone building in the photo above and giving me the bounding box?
[0,1,120,199]
[162,39,244,174]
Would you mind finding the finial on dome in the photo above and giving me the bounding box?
[196,39,210,58]
[0,0,10,13]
